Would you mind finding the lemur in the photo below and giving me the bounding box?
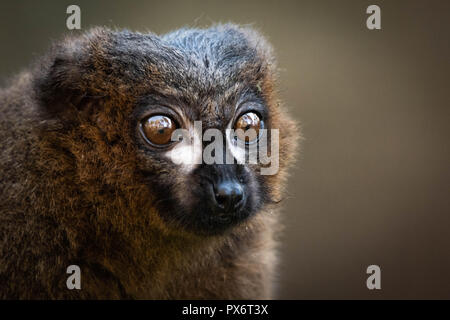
[0,24,298,299]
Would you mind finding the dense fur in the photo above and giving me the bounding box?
[0,25,298,299]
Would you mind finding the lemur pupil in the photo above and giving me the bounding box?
[142,115,176,145]
[234,112,261,142]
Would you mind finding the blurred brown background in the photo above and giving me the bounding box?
[0,0,448,299]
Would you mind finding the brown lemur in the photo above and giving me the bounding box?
[0,24,298,299]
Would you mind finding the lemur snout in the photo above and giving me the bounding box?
[213,180,245,213]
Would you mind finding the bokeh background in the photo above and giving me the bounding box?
[0,0,448,299]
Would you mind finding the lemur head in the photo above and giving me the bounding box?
[34,25,298,236]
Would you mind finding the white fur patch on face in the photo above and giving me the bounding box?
[226,129,246,165]
[164,123,202,173]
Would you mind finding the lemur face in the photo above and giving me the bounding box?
[133,101,265,234]
[37,26,297,236]
[131,28,276,234]
[132,86,271,234]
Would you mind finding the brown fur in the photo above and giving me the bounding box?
[0,25,298,299]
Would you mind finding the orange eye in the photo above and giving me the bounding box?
[141,115,177,146]
[234,112,262,143]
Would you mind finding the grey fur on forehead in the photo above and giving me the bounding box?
[110,24,275,77]
[163,25,263,68]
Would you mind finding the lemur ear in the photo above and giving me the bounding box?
[33,28,108,115]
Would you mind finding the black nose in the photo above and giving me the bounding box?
[213,181,245,212]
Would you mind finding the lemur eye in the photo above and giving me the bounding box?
[234,112,262,143]
[141,115,177,146]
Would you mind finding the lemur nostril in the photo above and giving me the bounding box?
[214,181,244,211]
